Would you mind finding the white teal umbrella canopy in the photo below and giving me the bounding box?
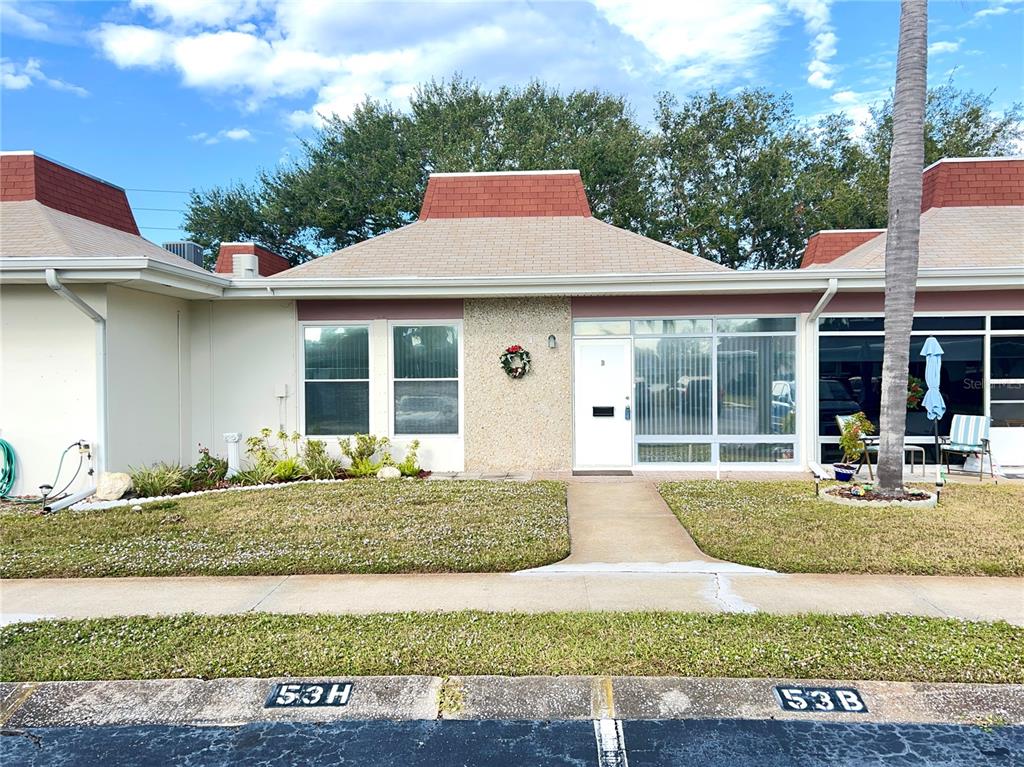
[920,336,946,421]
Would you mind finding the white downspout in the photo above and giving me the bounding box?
[806,278,839,479]
[45,269,106,502]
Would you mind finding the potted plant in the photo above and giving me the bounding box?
[835,411,875,482]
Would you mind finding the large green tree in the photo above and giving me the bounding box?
[185,79,1021,268]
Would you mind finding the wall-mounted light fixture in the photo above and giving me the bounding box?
[547,334,557,349]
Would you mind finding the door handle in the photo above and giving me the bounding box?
[624,406,631,421]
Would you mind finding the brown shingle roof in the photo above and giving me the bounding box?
[816,206,1024,269]
[274,216,727,278]
[0,199,211,274]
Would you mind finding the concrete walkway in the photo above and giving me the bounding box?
[1,480,1021,625]
[526,482,768,574]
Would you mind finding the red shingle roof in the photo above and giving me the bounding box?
[419,170,591,219]
[1,152,139,235]
[800,230,884,267]
[921,158,1024,211]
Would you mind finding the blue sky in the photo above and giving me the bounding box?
[2,0,1021,244]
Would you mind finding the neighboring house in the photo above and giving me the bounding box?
[1,151,1021,496]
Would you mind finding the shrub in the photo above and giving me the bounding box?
[397,440,422,477]
[340,434,392,478]
[231,464,276,486]
[303,439,341,480]
[839,412,876,465]
[129,462,187,498]
[245,428,282,466]
[186,445,228,490]
[272,457,306,482]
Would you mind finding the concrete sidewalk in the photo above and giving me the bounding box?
[2,571,1021,624]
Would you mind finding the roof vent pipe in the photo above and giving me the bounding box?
[233,253,259,279]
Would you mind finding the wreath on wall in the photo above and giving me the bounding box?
[499,345,532,379]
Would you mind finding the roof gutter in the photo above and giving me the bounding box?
[805,278,839,480]
[45,268,106,485]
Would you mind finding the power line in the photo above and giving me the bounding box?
[139,225,187,231]
[135,207,185,212]
[126,188,190,194]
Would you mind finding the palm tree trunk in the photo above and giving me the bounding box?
[878,0,928,493]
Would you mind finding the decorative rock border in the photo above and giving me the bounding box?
[821,487,937,509]
[71,478,351,512]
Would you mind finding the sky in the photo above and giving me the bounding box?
[2,0,1022,245]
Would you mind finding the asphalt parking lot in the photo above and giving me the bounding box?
[2,718,1021,767]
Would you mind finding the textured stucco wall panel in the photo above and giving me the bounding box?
[464,298,571,471]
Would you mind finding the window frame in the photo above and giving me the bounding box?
[814,311,1024,459]
[388,319,464,438]
[298,321,373,438]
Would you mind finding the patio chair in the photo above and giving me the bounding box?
[835,414,878,480]
[940,414,995,481]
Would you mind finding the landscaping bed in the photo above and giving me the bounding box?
[0,481,569,578]
[658,480,1024,576]
[2,612,1019,684]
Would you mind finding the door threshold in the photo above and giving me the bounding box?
[572,469,634,476]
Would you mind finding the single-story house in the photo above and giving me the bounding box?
[1,150,1021,497]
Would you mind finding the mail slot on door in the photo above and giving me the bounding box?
[593,406,615,417]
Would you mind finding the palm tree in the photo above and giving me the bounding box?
[877,0,928,493]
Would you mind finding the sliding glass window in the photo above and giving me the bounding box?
[393,324,460,435]
[617,316,796,464]
[303,326,370,436]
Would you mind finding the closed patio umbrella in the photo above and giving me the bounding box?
[920,336,945,478]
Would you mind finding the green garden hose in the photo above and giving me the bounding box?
[0,438,16,498]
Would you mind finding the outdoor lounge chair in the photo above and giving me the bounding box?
[940,414,995,481]
[835,414,879,480]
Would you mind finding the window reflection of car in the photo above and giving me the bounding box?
[395,395,457,433]
[771,380,796,431]
[818,379,861,433]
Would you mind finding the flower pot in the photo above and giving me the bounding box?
[833,463,856,482]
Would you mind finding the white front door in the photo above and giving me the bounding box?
[573,338,633,468]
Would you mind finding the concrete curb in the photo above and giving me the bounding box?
[2,677,1021,727]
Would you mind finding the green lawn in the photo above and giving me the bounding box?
[659,480,1024,576]
[0,480,569,577]
[2,612,1019,683]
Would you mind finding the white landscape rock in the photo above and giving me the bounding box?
[376,466,402,480]
[94,472,133,501]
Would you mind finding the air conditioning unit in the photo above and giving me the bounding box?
[162,241,205,267]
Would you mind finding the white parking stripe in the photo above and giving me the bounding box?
[594,718,628,767]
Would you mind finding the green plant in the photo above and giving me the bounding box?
[230,464,276,486]
[302,439,341,480]
[340,434,392,478]
[186,445,228,490]
[245,428,282,466]
[397,440,422,477]
[272,457,306,482]
[129,462,187,498]
[838,412,876,465]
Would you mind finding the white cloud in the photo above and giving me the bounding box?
[928,40,960,56]
[787,0,838,89]
[130,0,267,28]
[0,57,89,96]
[95,24,175,67]
[591,1,784,84]
[189,127,254,144]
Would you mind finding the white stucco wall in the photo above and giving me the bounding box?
[189,300,299,463]
[0,284,102,496]
[105,285,191,472]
